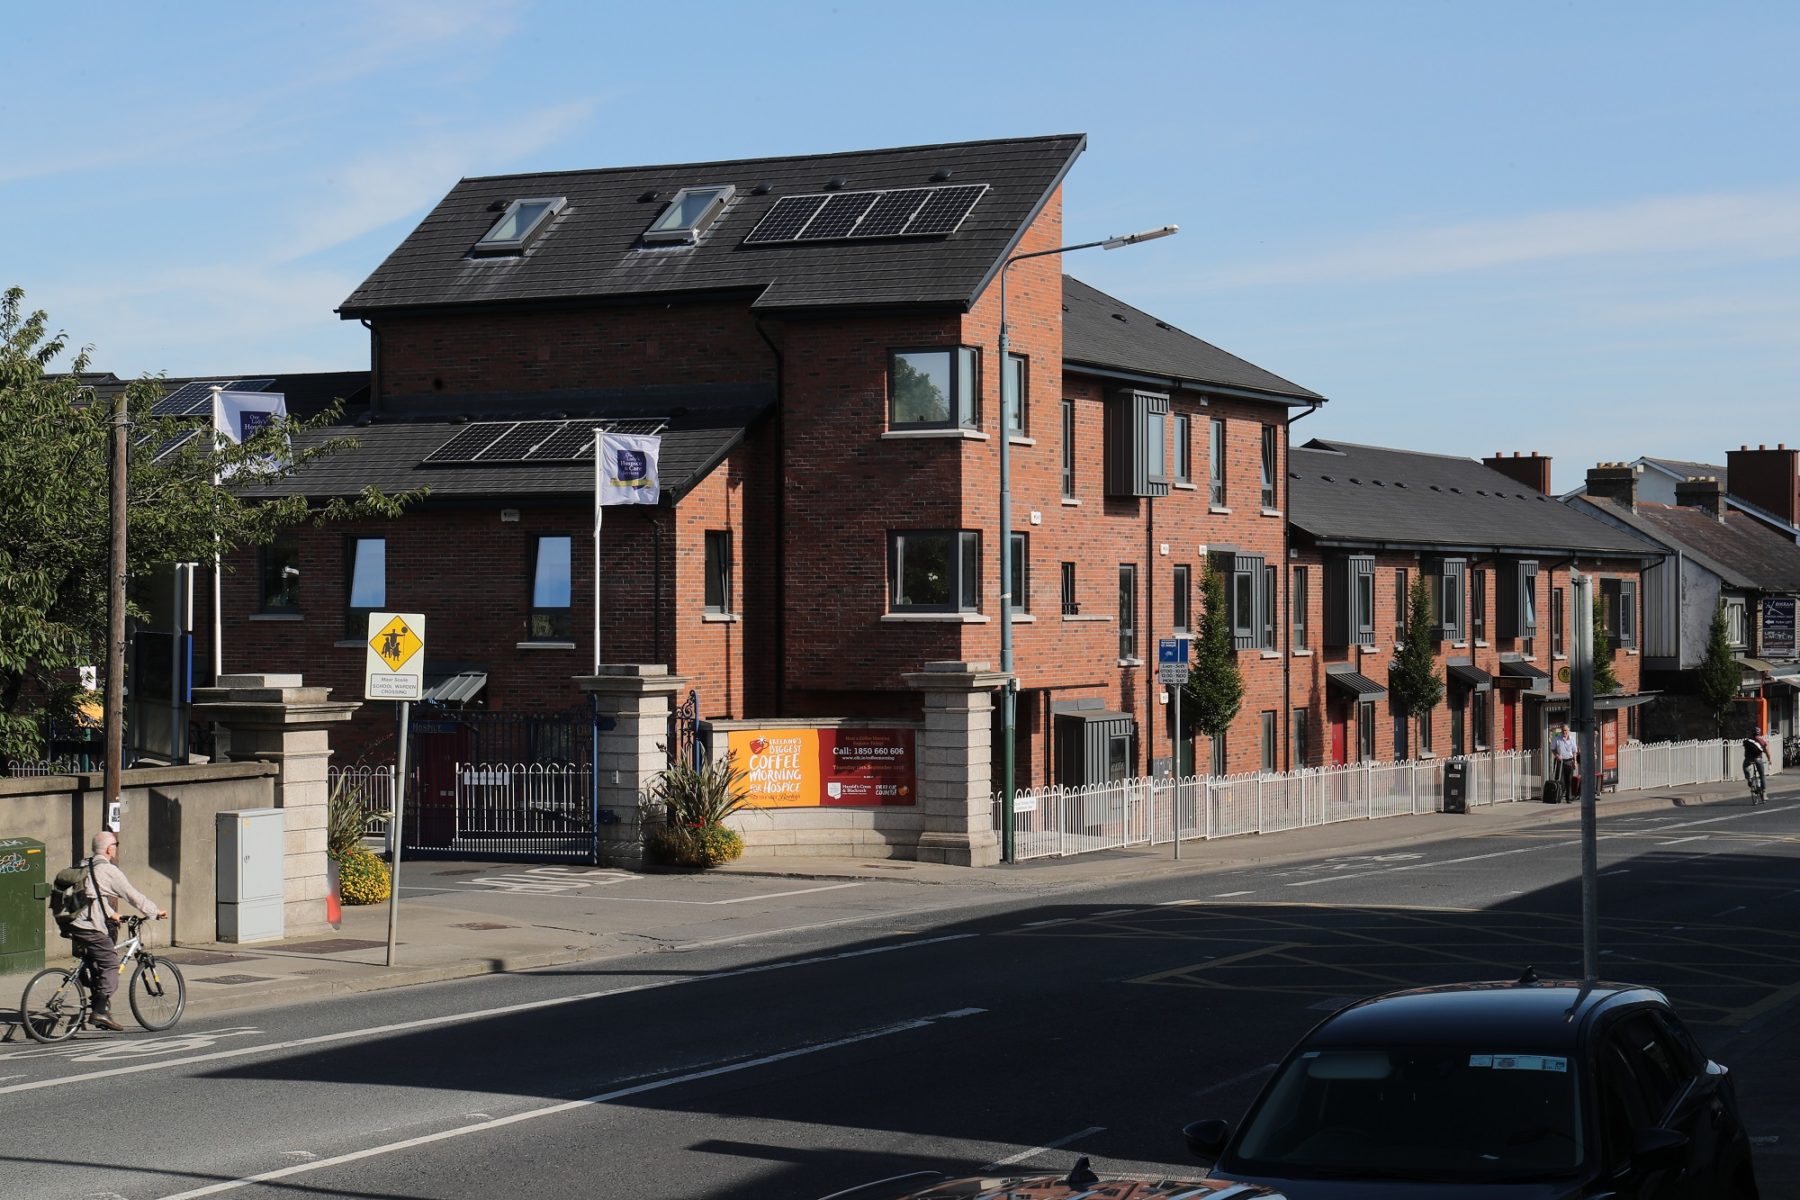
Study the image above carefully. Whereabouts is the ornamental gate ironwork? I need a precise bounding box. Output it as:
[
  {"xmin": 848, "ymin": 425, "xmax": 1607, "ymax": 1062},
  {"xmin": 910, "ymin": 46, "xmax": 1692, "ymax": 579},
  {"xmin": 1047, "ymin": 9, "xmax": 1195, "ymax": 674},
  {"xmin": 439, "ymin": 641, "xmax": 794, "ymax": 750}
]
[{"xmin": 403, "ymin": 705, "xmax": 598, "ymax": 863}]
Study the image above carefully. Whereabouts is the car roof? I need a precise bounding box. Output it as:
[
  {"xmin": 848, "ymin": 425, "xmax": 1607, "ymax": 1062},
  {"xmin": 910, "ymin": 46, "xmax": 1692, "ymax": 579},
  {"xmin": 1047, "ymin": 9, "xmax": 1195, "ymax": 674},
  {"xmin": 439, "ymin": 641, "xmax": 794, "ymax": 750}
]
[{"xmin": 1303, "ymin": 981, "xmax": 1668, "ymax": 1052}]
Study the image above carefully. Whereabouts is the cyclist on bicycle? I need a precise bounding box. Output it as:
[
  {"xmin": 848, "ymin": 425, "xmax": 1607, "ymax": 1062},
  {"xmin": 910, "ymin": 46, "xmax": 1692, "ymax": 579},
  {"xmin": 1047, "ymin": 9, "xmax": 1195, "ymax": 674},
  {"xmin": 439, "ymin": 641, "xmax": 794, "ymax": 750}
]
[
  {"xmin": 69, "ymin": 831, "xmax": 166, "ymax": 1031},
  {"xmin": 1742, "ymin": 732, "xmax": 1772, "ymax": 805}
]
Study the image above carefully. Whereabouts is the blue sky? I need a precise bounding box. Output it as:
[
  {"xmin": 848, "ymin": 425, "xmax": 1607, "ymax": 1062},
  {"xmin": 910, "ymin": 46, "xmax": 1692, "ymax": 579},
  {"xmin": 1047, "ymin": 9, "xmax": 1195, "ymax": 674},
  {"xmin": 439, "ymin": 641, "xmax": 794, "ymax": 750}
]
[{"xmin": 7, "ymin": 1, "xmax": 1796, "ymax": 491}]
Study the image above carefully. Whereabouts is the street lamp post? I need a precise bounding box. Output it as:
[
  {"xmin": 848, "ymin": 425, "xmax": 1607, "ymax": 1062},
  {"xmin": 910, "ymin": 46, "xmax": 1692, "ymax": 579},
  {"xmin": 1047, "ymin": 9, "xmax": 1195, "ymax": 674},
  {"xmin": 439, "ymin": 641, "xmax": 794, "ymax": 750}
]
[{"xmin": 997, "ymin": 224, "xmax": 1178, "ymax": 863}]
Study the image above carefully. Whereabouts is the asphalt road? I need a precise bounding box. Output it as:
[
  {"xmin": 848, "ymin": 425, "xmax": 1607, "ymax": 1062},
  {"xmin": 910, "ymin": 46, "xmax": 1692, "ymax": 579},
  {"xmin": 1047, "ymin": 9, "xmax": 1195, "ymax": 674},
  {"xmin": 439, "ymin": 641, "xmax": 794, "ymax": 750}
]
[{"xmin": 7, "ymin": 792, "xmax": 1798, "ymax": 1199}]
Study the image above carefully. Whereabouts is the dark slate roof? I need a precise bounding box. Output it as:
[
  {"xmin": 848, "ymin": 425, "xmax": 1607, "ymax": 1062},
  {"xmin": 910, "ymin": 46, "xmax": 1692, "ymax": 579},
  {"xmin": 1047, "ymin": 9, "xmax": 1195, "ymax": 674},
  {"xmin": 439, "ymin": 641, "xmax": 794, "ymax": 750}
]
[
  {"xmin": 1584, "ymin": 501, "xmax": 1800, "ymax": 593},
  {"xmin": 1640, "ymin": 455, "xmax": 1726, "ymax": 486},
  {"xmin": 238, "ymin": 386, "xmax": 770, "ymax": 504},
  {"xmin": 339, "ymin": 135, "xmax": 1087, "ymax": 317},
  {"xmin": 59, "ymin": 371, "xmax": 369, "ymax": 420},
  {"xmin": 1291, "ymin": 439, "xmax": 1661, "ymax": 557},
  {"xmin": 1061, "ymin": 277, "xmax": 1323, "ymax": 403}
]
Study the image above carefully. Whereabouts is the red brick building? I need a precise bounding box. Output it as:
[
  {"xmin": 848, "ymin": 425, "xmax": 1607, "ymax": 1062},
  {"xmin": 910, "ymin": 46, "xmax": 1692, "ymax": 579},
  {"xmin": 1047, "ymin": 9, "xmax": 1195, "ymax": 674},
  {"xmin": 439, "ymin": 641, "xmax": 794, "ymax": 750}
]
[
  {"xmin": 1288, "ymin": 441, "xmax": 1661, "ymax": 777},
  {"xmin": 222, "ymin": 134, "xmax": 1324, "ymax": 785}
]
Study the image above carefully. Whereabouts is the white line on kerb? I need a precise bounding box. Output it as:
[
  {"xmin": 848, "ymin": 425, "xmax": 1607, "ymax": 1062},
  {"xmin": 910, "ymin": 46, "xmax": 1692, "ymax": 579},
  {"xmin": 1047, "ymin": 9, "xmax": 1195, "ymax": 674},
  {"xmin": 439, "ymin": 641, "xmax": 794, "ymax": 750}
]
[
  {"xmin": 0, "ymin": 933, "xmax": 978, "ymax": 1100},
  {"xmin": 983, "ymin": 1125, "xmax": 1105, "ymax": 1170},
  {"xmin": 152, "ymin": 1008, "xmax": 989, "ymax": 1199}
]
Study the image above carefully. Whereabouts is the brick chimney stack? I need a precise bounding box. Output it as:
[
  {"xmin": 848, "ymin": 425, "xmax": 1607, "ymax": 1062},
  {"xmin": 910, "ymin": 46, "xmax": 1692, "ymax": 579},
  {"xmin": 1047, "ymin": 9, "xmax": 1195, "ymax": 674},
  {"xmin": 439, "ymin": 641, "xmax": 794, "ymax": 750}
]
[
  {"xmin": 1586, "ymin": 462, "xmax": 1641, "ymax": 511},
  {"xmin": 1725, "ymin": 443, "xmax": 1799, "ymax": 527},
  {"xmin": 1483, "ymin": 450, "xmax": 1553, "ymax": 494},
  {"xmin": 1675, "ymin": 475, "xmax": 1726, "ymax": 520}
]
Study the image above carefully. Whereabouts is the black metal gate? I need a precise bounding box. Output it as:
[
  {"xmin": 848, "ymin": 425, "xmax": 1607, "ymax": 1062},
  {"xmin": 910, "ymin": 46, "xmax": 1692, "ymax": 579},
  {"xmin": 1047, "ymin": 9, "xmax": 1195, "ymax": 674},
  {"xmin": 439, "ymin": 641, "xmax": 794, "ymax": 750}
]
[{"xmin": 403, "ymin": 704, "xmax": 598, "ymax": 863}]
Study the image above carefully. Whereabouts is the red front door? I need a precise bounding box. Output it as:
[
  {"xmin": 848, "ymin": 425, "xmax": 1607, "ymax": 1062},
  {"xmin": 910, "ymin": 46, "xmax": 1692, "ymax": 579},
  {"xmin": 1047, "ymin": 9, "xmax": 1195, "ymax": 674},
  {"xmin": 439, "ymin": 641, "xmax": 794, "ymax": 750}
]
[
  {"xmin": 1331, "ymin": 706, "xmax": 1349, "ymax": 766},
  {"xmin": 1501, "ymin": 693, "xmax": 1517, "ymax": 751}
]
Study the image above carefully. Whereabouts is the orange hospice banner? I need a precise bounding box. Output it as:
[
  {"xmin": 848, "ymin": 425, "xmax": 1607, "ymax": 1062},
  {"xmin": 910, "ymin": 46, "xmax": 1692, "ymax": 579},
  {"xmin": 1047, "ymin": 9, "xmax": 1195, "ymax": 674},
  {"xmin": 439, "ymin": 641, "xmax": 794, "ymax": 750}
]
[{"xmin": 726, "ymin": 728, "xmax": 916, "ymax": 808}]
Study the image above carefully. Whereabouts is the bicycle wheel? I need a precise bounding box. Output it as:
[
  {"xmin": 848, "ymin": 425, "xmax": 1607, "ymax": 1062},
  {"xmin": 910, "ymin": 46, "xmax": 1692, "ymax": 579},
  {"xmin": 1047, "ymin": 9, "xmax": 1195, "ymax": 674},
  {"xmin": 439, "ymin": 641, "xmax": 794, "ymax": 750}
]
[
  {"xmin": 128, "ymin": 955, "xmax": 186, "ymax": 1031},
  {"xmin": 19, "ymin": 968, "xmax": 85, "ymax": 1044}
]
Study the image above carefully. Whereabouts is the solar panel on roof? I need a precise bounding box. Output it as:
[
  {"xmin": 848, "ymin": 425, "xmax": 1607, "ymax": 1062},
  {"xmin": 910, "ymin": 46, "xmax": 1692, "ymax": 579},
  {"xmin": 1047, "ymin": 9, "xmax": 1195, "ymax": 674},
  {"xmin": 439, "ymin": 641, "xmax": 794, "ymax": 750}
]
[
  {"xmin": 150, "ymin": 380, "xmax": 224, "ymax": 418},
  {"xmin": 227, "ymin": 378, "xmax": 275, "ymax": 392},
  {"xmin": 903, "ymin": 184, "xmax": 988, "ymax": 236},
  {"xmin": 797, "ymin": 191, "xmax": 879, "ymax": 241},
  {"xmin": 483, "ymin": 420, "xmax": 563, "ymax": 461},
  {"xmin": 424, "ymin": 423, "xmax": 513, "ymax": 463},
  {"xmin": 526, "ymin": 424, "xmax": 602, "ymax": 461},
  {"xmin": 743, "ymin": 195, "xmax": 829, "ymax": 245},
  {"xmin": 854, "ymin": 187, "xmax": 932, "ymax": 237}
]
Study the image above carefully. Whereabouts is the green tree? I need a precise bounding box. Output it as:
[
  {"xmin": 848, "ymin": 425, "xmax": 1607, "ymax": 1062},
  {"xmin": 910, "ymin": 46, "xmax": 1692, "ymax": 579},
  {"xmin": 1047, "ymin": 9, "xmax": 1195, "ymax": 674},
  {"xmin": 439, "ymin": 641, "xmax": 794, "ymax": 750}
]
[
  {"xmin": 1182, "ymin": 564, "xmax": 1244, "ymax": 765},
  {"xmin": 1696, "ymin": 600, "xmax": 1740, "ymax": 735},
  {"xmin": 0, "ymin": 287, "xmax": 419, "ymax": 761},
  {"xmin": 1592, "ymin": 595, "xmax": 1620, "ymax": 695},
  {"xmin": 1388, "ymin": 572, "xmax": 1443, "ymax": 756}
]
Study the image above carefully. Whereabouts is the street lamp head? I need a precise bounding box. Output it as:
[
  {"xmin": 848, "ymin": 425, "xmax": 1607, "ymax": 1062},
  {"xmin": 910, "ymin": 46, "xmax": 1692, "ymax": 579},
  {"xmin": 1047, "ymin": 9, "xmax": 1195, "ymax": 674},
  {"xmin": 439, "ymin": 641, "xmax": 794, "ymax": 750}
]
[{"xmin": 1102, "ymin": 224, "xmax": 1180, "ymax": 250}]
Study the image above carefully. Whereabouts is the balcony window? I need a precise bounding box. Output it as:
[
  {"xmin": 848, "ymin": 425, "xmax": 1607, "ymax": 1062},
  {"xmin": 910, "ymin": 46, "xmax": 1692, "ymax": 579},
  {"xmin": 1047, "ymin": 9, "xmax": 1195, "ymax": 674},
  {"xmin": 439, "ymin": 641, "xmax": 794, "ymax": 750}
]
[
  {"xmin": 1209, "ymin": 417, "xmax": 1226, "ymax": 506},
  {"xmin": 1119, "ymin": 564, "xmax": 1138, "ymax": 659},
  {"xmin": 1060, "ymin": 562, "xmax": 1078, "ymax": 616},
  {"xmin": 890, "ymin": 530, "xmax": 981, "ymax": 612},
  {"xmin": 1260, "ymin": 424, "xmax": 1278, "ymax": 509},
  {"xmin": 1060, "ymin": 398, "xmax": 1076, "ymax": 497},
  {"xmin": 1292, "ymin": 566, "xmax": 1309, "ymax": 649},
  {"xmin": 890, "ymin": 347, "xmax": 979, "ymax": 429}
]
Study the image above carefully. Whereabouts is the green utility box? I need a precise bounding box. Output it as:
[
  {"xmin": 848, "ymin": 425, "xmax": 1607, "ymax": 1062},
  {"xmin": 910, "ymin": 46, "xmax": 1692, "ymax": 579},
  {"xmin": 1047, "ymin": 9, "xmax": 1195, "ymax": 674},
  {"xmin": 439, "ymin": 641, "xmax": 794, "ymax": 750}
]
[{"xmin": 0, "ymin": 837, "xmax": 49, "ymax": 980}]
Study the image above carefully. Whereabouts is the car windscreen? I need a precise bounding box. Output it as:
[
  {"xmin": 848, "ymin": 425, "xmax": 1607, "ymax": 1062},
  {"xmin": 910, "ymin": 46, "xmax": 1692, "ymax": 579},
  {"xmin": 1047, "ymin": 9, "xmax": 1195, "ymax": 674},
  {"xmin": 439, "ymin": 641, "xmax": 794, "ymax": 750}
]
[{"xmin": 1226, "ymin": 1046, "xmax": 1584, "ymax": 1181}]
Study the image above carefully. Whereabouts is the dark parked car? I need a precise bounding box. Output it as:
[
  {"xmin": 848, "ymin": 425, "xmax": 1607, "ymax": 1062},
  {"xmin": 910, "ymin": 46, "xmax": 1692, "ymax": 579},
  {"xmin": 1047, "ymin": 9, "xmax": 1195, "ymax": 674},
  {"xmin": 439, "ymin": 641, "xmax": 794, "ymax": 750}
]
[
  {"xmin": 1184, "ymin": 976, "xmax": 1757, "ymax": 1197},
  {"xmin": 820, "ymin": 1157, "xmax": 1286, "ymax": 1199}
]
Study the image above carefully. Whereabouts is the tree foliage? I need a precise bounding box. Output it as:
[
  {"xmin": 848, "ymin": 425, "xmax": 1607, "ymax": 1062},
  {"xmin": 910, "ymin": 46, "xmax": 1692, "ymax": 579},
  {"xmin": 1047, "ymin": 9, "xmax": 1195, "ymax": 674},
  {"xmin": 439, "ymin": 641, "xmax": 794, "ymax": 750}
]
[
  {"xmin": 1696, "ymin": 600, "xmax": 1740, "ymax": 734},
  {"xmin": 1592, "ymin": 595, "xmax": 1620, "ymax": 695},
  {"xmin": 1183, "ymin": 564, "xmax": 1244, "ymax": 744},
  {"xmin": 0, "ymin": 287, "xmax": 419, "ymax": 761},
  {"xmin": 1388, "ymin": 571, "xmax": 1444, "ymax": 749}
]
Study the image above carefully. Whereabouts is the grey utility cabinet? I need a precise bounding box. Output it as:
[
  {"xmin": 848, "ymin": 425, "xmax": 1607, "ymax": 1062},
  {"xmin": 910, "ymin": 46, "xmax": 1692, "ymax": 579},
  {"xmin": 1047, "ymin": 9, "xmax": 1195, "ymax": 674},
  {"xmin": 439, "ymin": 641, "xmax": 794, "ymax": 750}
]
[{"xmin": 216, "ymin": 808, "xmax": 284, "ymax": 944}]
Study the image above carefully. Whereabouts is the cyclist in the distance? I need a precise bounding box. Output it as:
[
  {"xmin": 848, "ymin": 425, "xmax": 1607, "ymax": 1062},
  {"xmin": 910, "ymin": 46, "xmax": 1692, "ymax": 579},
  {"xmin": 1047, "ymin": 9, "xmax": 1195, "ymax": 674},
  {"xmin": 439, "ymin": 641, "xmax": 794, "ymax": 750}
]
[
  {"xmin": 1743, "ymin": 732, "xmax": 1772, "ymax": 805},
  {"xmin": 69, "ymin": 831, "xmax": 166, "ymax": 1031}
]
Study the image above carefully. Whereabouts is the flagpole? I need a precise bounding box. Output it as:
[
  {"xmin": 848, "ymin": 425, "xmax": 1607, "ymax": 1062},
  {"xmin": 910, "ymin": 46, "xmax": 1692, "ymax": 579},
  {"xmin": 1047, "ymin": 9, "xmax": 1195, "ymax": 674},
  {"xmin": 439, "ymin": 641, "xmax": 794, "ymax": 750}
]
[
  {"xmin": 604, "ymin": 429, "xmax": 612, "ymax": 676},
  {"xmin": 593, "ymin": 427, "xmax": 603, "ymax": 675},
  {"xmin": 210, "ymin": 386, "xmax": 224, "ymax": 686}
]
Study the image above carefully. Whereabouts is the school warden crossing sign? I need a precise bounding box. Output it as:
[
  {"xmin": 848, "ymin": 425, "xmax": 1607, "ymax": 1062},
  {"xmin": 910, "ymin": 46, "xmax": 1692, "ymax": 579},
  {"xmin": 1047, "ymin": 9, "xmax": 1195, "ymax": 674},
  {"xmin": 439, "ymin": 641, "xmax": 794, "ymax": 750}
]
[{"xmin": 365, "ymin": 612, "xmax": 426, "ymax": 701}]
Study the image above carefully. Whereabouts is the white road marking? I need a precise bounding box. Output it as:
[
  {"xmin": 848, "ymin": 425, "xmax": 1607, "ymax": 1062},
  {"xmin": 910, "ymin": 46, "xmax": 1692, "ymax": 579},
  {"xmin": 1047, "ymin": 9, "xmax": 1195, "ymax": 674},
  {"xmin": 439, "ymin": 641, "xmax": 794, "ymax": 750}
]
[
  {"xmin": 1599, "ymin": 869, "xmax": 1631, "ymax": 877},
  {"xmin": 1091, "ymin": 909, "xmax": 1135, "ymax": 918},
  {"xmin": 150, "ymin": 1008, "xmax": 989, "ymax": 1199},
  {"xmin": 670, "ymin": 900, "xmax": 985, "ymax": 950},
  {"xmin": 1212, "ymin": 891, "xmax": 1255, "ymax": 898},
  {"xmin": 983, "ymin": 1126, "xmax": 1105, "ymax": 1170},
  {"xmin": 1285, "ymin": 804, "xmax": 1784, "ymax": 888},
  {"xmin": 1022, "ymin": 918, "xmax": 1072, "ymax": 927},
  {"xmin": 1657, "ymin": 835, "xmax": 1710, "ymax": 847},
  {"xmin": 1713, "ymin": 906, "xmax": 1747, "ymax": 917},
  {"xmin": 0, "ymin": 934, "xmax": 978, "ymax": 1099},
  {"xmin": 583, "ymin": 882, "xmax": 867, "ymax": 906}
]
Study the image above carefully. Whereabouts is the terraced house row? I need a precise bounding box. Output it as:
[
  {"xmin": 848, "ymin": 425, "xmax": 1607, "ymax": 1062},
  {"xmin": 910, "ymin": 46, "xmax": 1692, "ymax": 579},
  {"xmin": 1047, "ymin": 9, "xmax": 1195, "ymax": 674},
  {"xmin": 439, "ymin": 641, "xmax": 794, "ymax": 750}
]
[{"xmin": 187, "ymin": 134, "xmax": 1663, "ymax": 817}]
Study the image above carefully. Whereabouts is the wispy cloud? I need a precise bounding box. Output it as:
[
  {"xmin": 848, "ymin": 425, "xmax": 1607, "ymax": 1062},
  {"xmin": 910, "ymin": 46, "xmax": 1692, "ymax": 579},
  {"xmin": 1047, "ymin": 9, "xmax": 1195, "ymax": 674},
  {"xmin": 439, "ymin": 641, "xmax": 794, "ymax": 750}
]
[
  {"xmin": 274, "ymin": 99, "xmax": 599, "ymax": 262},
  {"xmin": 1208, "ymin": 190, "xmax": 1800, "ymax": 288}
]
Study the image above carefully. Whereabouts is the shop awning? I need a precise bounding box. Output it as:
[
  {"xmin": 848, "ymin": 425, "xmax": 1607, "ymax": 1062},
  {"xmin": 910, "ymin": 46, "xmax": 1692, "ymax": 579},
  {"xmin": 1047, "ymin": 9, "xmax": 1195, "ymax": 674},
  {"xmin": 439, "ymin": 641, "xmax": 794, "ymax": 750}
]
[
  {"xmin": 422, "ymin": 670, "xmax": 488, "ymax": 704},
  {"xmin": 1447, "ymin": 663, "xmax": 1494, "ymax": 692},
  {"xmin": 1326, "ymin": 669, "xmax": 1388, "ymax": 699},
  {"xmin": 1738, "ymin": 657, "xmax": 1776, "ymax": 674},
  {"xmin": 1498, "ymin": 660, "xmax": 1552, "ymax": 692},
  {"xmin": 1595, "ymin": 692, "xmax": 1656, "ymax": 711}
]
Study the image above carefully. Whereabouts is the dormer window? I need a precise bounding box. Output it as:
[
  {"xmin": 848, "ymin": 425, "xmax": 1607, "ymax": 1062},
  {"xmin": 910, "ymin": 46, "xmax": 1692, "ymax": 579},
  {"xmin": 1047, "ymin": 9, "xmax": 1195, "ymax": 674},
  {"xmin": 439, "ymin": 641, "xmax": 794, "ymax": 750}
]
[
  {"xmin": 475, "ymin": 197, "xmax": 565, "ymax": 255},
  {"xmin": 643, "ymin": 185, "xmax": 735, "ymax": 243}
]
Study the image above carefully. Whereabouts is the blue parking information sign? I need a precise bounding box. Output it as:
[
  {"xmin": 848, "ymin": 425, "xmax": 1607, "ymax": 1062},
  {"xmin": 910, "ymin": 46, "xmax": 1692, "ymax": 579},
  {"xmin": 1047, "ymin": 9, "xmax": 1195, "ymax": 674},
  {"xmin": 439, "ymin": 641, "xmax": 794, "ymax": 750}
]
[{"xmin": 1158, "ymin": 637, "xmax": 1189, "ymax": 685}]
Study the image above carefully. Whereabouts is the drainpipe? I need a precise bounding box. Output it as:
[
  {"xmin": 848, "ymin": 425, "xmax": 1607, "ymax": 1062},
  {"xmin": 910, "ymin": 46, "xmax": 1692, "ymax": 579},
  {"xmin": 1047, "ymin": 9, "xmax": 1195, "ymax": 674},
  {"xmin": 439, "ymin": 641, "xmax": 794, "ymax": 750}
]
[
  {"xmin": 1284, "ymin": 401, "xmax": 1322, "ymax": 769},
  {"xmin": 360, "ymin": 319, "xmax": 382, "ymax": 414},
  {"xmin": 753, "ymin": 319, "xmax": 786, "ymax": 716}
]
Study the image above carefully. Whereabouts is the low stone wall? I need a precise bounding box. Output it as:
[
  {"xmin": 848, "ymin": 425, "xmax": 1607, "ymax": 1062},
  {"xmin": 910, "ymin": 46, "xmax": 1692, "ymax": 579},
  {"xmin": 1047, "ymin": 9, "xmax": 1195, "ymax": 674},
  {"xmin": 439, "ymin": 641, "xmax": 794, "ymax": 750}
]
[{"xmin": 0, "ymin": 761, "xmax": 277, "ymax": 969}]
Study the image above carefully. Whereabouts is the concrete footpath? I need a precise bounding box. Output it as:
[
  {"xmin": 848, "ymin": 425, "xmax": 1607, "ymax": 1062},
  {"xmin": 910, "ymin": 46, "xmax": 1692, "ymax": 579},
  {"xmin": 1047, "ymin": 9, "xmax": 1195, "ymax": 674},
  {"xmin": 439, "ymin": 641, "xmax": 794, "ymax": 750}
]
[{"xmin": 9, "ymin": 778, "xmax": 1765, "ymax": 1027}]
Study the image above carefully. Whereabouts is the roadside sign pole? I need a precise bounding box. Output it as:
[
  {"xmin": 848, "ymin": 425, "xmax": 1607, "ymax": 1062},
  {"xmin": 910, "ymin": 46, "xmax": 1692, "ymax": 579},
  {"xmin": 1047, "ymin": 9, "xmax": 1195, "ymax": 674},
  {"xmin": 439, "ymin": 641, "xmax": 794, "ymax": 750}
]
[
  {"xmin": 386, "ymin": 699, "xmax": 410, "ymax": 967},
  {"xmin": 365, "ymin": 610, "xmax": 425, "ymax": 969},
  {"xmin": 1570, "ymin": 573, "xmax": 1599, "ymax": 983},
  {"xmin": 1158, "ymin": 637, "xmax": 1190, "ymax": 860},
  {"xmin": 1174, "ymin": 679, "xmax": 1183, "ymax": 861}
]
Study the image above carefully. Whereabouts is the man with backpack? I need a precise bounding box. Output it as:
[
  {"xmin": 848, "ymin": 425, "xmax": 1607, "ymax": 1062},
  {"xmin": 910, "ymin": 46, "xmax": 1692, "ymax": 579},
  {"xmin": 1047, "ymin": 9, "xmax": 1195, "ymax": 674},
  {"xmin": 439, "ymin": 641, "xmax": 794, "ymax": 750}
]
[
  {"xmin": 1743, "ymin": 732, "xmax": 1772, "ymax": 805},
  {"xmin": 63, "ymin": 831, "xmax": 165, "ymax": 1032}
]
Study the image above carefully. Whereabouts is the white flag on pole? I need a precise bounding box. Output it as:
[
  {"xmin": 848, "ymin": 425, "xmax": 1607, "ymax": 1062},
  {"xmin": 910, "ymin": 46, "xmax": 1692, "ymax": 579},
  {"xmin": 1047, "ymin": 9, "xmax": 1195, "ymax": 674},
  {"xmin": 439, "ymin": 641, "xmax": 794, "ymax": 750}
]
[
  {"xmin": 596, "ymin": 433, "xmax": 661, "ymax": 506},
  {"xmin": 213, "ymin": 390, "xmax": 289, "ymax": 476}
]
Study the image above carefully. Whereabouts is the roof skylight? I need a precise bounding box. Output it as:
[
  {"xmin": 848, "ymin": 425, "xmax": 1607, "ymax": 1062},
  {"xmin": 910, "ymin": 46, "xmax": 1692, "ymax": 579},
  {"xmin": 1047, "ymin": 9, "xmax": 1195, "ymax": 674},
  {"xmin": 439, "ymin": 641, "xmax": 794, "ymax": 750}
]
[
  {"xmin": 475, "ymin": 197, "xmax": 566, "ymax": 255},
  {"xmin": 643, "ymin": 185, "xmax": 735, "ymax": 243}
]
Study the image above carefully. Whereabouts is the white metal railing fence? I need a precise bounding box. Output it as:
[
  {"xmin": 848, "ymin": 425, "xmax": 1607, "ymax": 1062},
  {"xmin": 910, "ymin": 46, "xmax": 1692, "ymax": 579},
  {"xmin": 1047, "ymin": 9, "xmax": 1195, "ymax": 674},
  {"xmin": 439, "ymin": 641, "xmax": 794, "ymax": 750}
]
[
  {"xmin": 328, "ymin": 764, "xmax": 395, "ymax": 853},
  {"xmin": 1000, "ymin": 739, "xmax": 1739, "ymax": 861}
]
